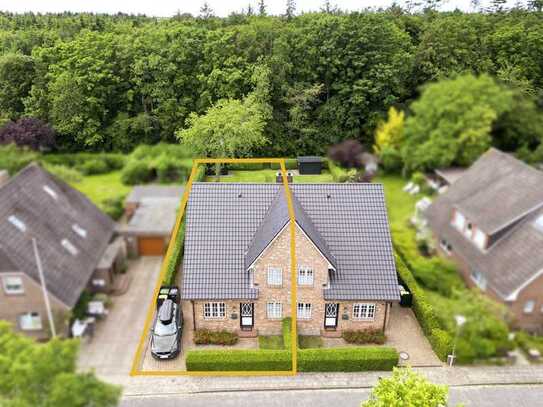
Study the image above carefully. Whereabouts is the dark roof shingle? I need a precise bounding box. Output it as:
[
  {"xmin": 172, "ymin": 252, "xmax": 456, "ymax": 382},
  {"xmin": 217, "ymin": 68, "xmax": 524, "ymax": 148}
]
[{"xmin": 181, "ymin": 183, "xmax": 399, "ymax": 301}]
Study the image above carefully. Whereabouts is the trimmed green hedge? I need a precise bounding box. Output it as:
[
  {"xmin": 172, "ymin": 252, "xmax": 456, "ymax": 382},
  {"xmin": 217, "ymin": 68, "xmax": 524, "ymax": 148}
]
[
  {"xmin": 298, "ymin": 347, "xmax": 398, "ymax": 372},
  {"xmin": 394, "ymin": 250, "xmax": 451, "ymax": 360},
  {"xmin": 342, "ymin": 328, "xmax": 386, "ymax": 345},
  {"xmin": 194, "ymin": 329, "xmax": 238, "ymax": 345},
  {"xmin": 186, "ymin": 349, "xmax": 292, "ymax": 371},
  {"xmin": 163, "ymin": 221, "xmax": 185, "ymax": 285},
  {"xmin": 270, "ymin": 158, "xmax": 298, "ymax": 170}
]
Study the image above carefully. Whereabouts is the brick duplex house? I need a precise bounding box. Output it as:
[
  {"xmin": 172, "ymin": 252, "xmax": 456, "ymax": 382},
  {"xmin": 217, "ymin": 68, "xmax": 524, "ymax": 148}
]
[
  {"xmin": 181, "ymin": 182, "xmax": 399, "ymax": 337},
  {"xmin": 426, "ymin": 148, "xmax": 543, "ymax": 332}
]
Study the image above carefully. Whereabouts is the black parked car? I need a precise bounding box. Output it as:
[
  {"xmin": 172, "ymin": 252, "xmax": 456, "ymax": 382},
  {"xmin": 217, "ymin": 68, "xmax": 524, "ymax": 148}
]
[{"xmin": 150, "ymin": 298, "xmax": 182, "ymax": 359}]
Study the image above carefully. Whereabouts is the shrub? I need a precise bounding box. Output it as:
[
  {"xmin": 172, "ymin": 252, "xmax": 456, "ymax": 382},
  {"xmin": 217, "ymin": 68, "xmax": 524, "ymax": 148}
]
[
  {"xmin": 229, "ymin": 162, "xmax": 267, "ymax": 170},
  {"xmin": 342, "ymin": 329, "xmax": 386, "ymax": 345},
  {"xmin": 411, "ymin": 171, "xmax": 426, "ymax": 187},
  {"xmin": 379, "ymin": 147, "xmax": 403, "ymax": 173},
  {"xmin": 186, "ymin": 349, "xmax": 291, "ymax": 371},
  {"xmin": 44, "ymin": 164, "xmax": 83, "ymax": 184},
  {"xmin": 155, "ymin": 154, "xmax": 187, "ymax": 183},
  {"xmin": 193, "ymin": 329, "xmax": 239, "ymax": 346},
  {"xmin": 282, "ymin": 317, "xmax": 298, "ymax": 350},
  {"xmin": 79, "ymin": 159, "xmax": 109, "ymax": 175},
  {"xmin": 100, "ymin": 195, "xmax": 125, "ymax": 220},
  {"xmin": 329, "ymin": 160, "xmax": 351, "ymax": 182},
  {"xmin": 270, "ymin": 158, "xmax": 298, "ymax": 170},
  {"xmin": 121, "ymin": 160, "xmax": 153, "ymax": 185},
  {"xmin": 0, "ymin": 117, "xmax": 55, "ymax": 150},
  {"xmin": 0, "ymin": 144, "xmax": 38, "ymax": 174},
  {"xmin": 298, "ymin": 347, "xmax": 398, "ymax": 372}
]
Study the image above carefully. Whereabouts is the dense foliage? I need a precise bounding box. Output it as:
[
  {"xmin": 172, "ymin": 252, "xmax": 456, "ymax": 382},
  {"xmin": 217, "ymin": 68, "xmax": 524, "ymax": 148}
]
[
  {"xmin": 0, "ymin": 117, "xmax": 55, "ymax": 150},
  {"xmin": 362, "ymin": 367, "xmax": 449, "ymax": 407},
  {"xmin": 0, "ymin": 10, "xmax": 541, "ymax": 157},
  {"xmin": 0, "ymin": 321, "xmax": 120, "ymax": 407}
]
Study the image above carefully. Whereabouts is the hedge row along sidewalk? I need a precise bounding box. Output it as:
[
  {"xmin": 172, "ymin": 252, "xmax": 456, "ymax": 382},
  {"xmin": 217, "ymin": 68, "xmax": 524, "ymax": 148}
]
[
  {"xmin": 185, "ymin": 347, "xmax": 399, "ymax": 372},
  {"xmin": 186, "ymin": 317, "xmax": 399, "ymax": 372}
]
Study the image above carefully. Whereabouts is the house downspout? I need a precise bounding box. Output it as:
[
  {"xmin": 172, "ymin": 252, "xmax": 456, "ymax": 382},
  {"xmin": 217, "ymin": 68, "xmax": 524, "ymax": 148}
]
[
  {"xmin": 382, "ymin": 302, "xmax": 389, "ymax": 333},
  {"xmin": 191, "ymin": 300, "xmax": 196, "ymax": 331}
]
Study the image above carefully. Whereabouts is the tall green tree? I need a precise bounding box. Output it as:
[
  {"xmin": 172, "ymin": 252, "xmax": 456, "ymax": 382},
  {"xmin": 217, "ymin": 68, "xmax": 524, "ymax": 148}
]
[
  {"xmin": 0, "ymin": 53, "xmax": 34, "ymax": 119},
  {"xmin": 0, "ymin": 321, "xmax": 120, "ymax": 407},
  {"xmin": 402, "ymin": 74, "xmax": 513, "ymax": 172}
]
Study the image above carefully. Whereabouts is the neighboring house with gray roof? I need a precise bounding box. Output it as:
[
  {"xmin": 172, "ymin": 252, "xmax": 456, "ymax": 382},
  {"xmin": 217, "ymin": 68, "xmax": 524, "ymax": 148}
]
[
  {"xmin": 181, "ymin": 182, "xmax": 399, "ymax": 337},
  {"xmin": 426, "ymin": 148, "xmax": 543, "ymax": 332},
  {"xmin": 0, "ymin": 163, "xmax": 124, "ymax": 339}
]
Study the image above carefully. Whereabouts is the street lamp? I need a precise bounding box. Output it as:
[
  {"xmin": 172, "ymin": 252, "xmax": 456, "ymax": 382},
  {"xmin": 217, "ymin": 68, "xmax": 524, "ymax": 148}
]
[{"xmin": 448, "ymin": 314, "xmax": 466, "ymax": 367}]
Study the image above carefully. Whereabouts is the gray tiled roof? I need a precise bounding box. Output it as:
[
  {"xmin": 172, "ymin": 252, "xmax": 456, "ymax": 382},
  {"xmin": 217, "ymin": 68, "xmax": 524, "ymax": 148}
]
[
  {"xmin": 244, "ymin": 189, "xmax": 337, "ymax": 270},
  {"xmin": 426, "ymin": 149, "xmax": 543, "ymax": 299},
  {"xmin": 125, "ymin": 185, "xmax": 184, "ymax": 204},
  {"xmin": 181, "ymin": 183, "xmax": 399, "ymax": 301},
  {"xmin": 0, "ymin": 164, "xmax": 114, "ymax": 307},
  {"xmin": 121, "ymin": 198, "xmax": 179, "ymax": 236}
]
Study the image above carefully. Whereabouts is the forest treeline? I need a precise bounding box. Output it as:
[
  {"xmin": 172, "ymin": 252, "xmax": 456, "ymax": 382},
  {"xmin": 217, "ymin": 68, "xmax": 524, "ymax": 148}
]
[{"xmin": 0, "ymin": 9, "xmax": 542, "ymax": 157}]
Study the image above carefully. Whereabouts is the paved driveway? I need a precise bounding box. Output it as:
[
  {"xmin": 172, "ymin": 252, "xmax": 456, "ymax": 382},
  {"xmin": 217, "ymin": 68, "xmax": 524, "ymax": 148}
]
[
  {"xmin": 386, "ymin": 304, "xmax": 442, "ymax": 367},
  {"xmin": 78, "ymin": 256, "xmax": 162, "ymax": 376}
]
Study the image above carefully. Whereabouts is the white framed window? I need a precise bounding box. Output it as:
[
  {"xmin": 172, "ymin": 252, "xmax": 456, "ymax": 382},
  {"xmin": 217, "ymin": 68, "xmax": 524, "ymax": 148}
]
[
  {"xmin": 61, "ymin": 239, "xmax": 79, "ymax": 256},
  {"xmin": 353, "ymin": 303, "xmax": 376, "ymax": 320},
  {"xmin": 470, "ymin": 270, "xmax": 487, "ymax": 291},
  {"xmin": 473, "ymin": 229, "xmax": 486, "ymax": 250},
  {"xmin": 439, "ymin": 238, "xmax": 452, "ymax": 255},
  {"xmin": 297, "ymin": 303, "xmax": 312, "ymax": 320},
  {"xmin": 18, "ymin": 312, "xmax": 42, "ymax": 331},
  {"xmin": 43, "ymin": 185, "xmax": 58, "ymax": 200},
  {"xmin": 298, "ymin": 266, "xmax": 314, "ymax": 286},
  {"xmin": 452, "ymin": 211, "xmax": 466, "ymax": 231},
  {"xmin": 266, "ymin": 302, "xmax": 282, "ymax": 319},
  {"xmin": 524, "ymin": 300, "xmax": 535, "ymax": 314},
  {"xmin": 267, "ymin": 267, "xmax": 282, "ymax": 286},
  {"xmin": 8, "ymin": 215, "xmax": 26, "ymax": 232},
  {"xmin": 204, "ymin": 302, "xmax": 226, "ymax": 319},
  {"xmin": 2, "ymin": 276, "xmax": 24, "ymax": 295},
  {"xmin": 72, "ymin": 224, "xmax": 87, "ymax": 238},
  {"xmin": 92, "ymin": 279, "xmax": 106, "ymax": 287}
]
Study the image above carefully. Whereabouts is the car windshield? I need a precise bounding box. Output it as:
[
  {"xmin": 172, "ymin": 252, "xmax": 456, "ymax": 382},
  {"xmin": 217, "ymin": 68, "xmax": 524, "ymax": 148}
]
[{"xmin": 154, "ymin": 320, "xmax": 177, "ymax": 336}]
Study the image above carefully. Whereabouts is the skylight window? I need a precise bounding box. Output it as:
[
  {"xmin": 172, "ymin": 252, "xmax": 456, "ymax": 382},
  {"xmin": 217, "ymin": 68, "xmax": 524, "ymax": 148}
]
[
  {"xmin": 534, "ymin": 215, "xmax": 543, "ymax": 232},
  {"xmin": 8, "ymin": 215, "xmax": 26, "ymax": 232},
  {"xmin": 72, "ymin": 224, "xmax": 87, "ymax": 238},
  {"xmin": 61, "ymin": 239, "xmax": 79, "ymax": 256},
  {"xmin": 43, "ymin": 185, "xmax": 58, "ymax": 200}
]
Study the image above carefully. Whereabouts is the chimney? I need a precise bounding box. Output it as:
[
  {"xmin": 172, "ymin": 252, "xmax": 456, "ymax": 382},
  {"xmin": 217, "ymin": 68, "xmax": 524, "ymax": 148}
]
[
  {"xmin": 0, "ymin": 170, "xmax": 8, "ymax": 188},
  {"xmin": 276, "ymin": 171, "xmax": 293, "ymax": 184}
]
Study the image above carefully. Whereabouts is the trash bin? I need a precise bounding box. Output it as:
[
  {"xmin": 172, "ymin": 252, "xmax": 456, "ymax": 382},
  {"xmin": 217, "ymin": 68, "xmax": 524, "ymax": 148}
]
[{"xmin": 399, "ymin": 284, "xmax": 413, "ymax": 307}]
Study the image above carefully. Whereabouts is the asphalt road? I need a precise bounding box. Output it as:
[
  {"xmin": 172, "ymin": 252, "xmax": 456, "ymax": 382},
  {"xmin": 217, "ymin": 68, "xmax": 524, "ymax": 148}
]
[{"xmin": 121, "ymin": 384, "xmax": 543, "ymax": 407}]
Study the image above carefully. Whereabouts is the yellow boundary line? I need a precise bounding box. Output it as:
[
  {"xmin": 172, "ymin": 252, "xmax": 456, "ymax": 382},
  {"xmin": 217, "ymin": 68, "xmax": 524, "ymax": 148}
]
[{"xmin": 130, "ymin": 158, "xmax": 297, "ymax": 376}]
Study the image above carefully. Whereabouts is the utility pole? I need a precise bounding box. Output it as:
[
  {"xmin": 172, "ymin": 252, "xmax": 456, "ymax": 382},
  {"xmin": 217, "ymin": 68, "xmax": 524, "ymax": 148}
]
[{"xmin": 32, "ymin": 238, "xmax": 56, "ymax": 337}]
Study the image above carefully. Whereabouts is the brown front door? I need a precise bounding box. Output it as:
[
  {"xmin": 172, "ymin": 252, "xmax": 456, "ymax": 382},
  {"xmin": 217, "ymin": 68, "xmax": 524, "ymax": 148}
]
[{"xmin": 138, "ymin": 237, "xmax": 165, "ymax": 256}]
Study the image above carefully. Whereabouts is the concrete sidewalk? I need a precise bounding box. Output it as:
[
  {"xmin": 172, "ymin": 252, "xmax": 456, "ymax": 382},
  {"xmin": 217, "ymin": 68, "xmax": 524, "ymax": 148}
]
[{"xmin": 100, "ymin": 365, "xmax": 543, "ymax": 397}]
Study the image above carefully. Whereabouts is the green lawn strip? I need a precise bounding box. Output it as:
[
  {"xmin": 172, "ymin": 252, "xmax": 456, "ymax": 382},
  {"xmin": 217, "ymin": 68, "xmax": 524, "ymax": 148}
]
[
  {"xmin": 258, "ymin": 335, "xmax": 284, "ymax": 350},
  {"xmin": 298, "ymin": 335, "xmax": 323, "ymax": 349},
  {"xmin": 70, "ymin": 171, "xmax": 131, "ymax": 206}
]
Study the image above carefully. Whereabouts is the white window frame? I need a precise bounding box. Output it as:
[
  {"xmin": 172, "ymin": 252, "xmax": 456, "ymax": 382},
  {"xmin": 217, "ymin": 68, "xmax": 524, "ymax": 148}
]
[
  {"xmin": 353, "ymin": 303, "xmax": 376, "ymax": 320},
  {"xmin": 297, "ymin": 303, "xmax": 312, "ymax": 320},
  {"xmin": 43, "ymin": 185, "xmax": 58, "ymax": 200},
  {"xmin": 2, "ymin": 276, "xmax": 24, "ymax": 295},
  {"xmin": 266, "ymin": 302, "xmax": 282, "ymax": 319},
  {"xmin": 524, "ymin": 300, "xmax": 535, "ymax": 314},
  {"xmin": 470, "ymin": 270, "xmax": 487, "ymax": 291},
  {"xmin": 92, "ymin": 279, "xmax": 106, "ymax": 287},
  {"xmin": 298, "ymin": 266, "xmax": 314, "ymax": 286},
  {"xmin": 18, "ymin": 312, "xmax": 42, "ymax": 331},
  {"xmin": 72, "ymin": 224, "xmax": 88, "ymax": 238},
  {"xmin": 267, "ymin": 267, "xmax": 282, "ymax": 286},
  {"xmin": 8, "ymin": 215, "xmax": 26, "ymax": 232},
  {"xmin": 203, "ymin": 302, "xmax": 226, "ymax": 319},
  {"xmin": 452, "ymin": 211, "xmax": 466, "ymax": 231},
  {"xmin": 473, "ymin": 228, "xmax": 486, "ymax": 250}
]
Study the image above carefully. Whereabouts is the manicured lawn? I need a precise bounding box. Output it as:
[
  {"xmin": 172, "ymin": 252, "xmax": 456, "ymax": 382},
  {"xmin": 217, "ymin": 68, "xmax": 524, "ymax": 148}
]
[
  {"xmin": 258, "ymin": 335, "xmax": 284, "ymax": 350},
  {"xmin": 373, "ymin": 174, "xmax": 419, "ymax": 229},
  {"xmin": 298, "ymin": 335, "xmax": 323, "ymax": 349},
  {"xmin": 70, "ymin": 171, "xmax": 131, "ymax": 205},
  {"xmin": 206, "ymin": 169, "xmax": 335, "ymax": 184}
]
